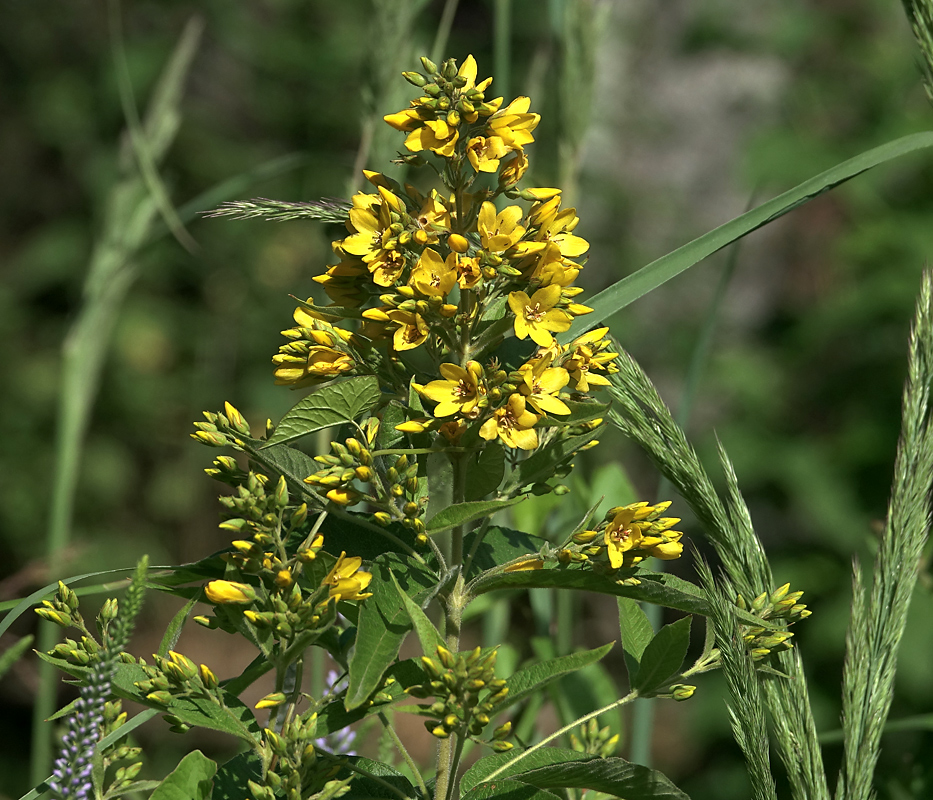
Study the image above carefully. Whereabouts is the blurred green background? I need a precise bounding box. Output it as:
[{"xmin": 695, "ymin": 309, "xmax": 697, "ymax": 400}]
[{"xmin": 2, "ymin": 0, "xmax": 933, "ymax": 797}]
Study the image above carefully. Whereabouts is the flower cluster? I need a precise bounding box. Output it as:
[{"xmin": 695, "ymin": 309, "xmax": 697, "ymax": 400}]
[
  {"xmin": 406, "ymin": 645, "xmax": 512, "ymax": 750},
  {"xmin": 191, "ymin": 413, "xmax": 372, "ymax": 647},
  {"xmin": 270, "ymin": 53, "xmax": 618, "ymax": 472},
  {"xmin": 565, "ymin": 501, "xmax": 685, "ymax": 570}
]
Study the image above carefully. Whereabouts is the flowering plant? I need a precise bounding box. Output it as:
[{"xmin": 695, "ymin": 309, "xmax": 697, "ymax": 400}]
[{"xmin": 23, "ymin": 40, "xmax": 933, "ymax": 800}]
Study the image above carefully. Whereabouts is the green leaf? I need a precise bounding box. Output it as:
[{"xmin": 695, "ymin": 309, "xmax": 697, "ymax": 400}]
[
  {"xmin": 425, "ymin": 449, "xmax": 454, "ymax": 522},
  {"xmin": 618, "ymin": 597, "xmax": 655, "ymax": 678},
  {"xmin": 462, "ymin": 749, "xmax": 592, "ymax": 794},
  {"xmin": 499, "ymin": 643, "xmax": 613, "ymax": 711},
  {"xmin": 463, "ymin": 526, "xmax": 547, "ymax": 580},
  {"xmin": 314, "ymin": 659, "xmax": 427, "ymax": 737},
  {"xmin": 426, "ymin": 497, "xmax": 525, "ymax": 534},
  {"xmin": 212, "ymin": 751, "xmax": 263, "ymax": 800},
  {"xmin": 502, "ymin": 428, "xmax": 603, "ymax": 493},
  {"xmin": 157, "ymin": 594, "xmax": 199, "ymax": 657},
  {"xmin": 149, "ymin": 750, "xmax": 217, "ymax": 800},
  {"xmin": 316, "ymin": 512, "xmax": 420, "ymax": 563},
  {"xmin": 466, "ymin": 442, "xmax": 506, "ymax": 500},
  {"xmin": 561, "ymin": 130, "xmax": 933, "ymax": 342},
  {"xmin": 537, "ymin": 399, "xmax": 611, "ymax": 428},
  {"xmin": 633, "ymin": 616, "xmax": 692, "ymax": 695},
  {"xmin": 264, "ymin": 376, "xmax": 383, "ymax": 446},
  {"xmin": 389, "ymin": 570, "xmax": 444, "ymax": 654},
  {"xmin": 346, "ymin": 553, "xmax": 438, "ymax": 709},
  {"xmin": 376, "ymin": 400, "xmax": 407, "ymax": 450},
  {"xmin": 513, "ymin": 756, "xmax": 691, "ymax": 800},
  {"xmin": 232, "ymin": 434, "xmax": 324, "ymax": 508},
  {"xmin": 0, "ymin": 635, "xmax": 33, "ymax": 681},
  {"xmin": 337, "ymin": 756, "xmax": 417, "ymax": 800},
  {"xmin": 462, "ymin": 779, "xmax": 562, "ymax": 800},
  {"xmin": 472, "ymin": 568, "xmax": 710, "ymax": 617}
]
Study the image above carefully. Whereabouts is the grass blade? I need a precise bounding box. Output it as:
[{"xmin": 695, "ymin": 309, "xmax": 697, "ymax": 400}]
[{"xmin": 561, "ymin": 131, "xmax": 933, "ymax": 342}]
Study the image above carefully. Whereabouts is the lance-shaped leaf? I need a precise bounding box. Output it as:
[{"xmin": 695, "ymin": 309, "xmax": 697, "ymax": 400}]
[
  {"xmin": 466, "ymin": 442, "xmax": 507, "ymax": 500},
  {"xmin": 212, "ymin": 751, "xmax": 263, "ymax": 800},
  {"xmin": 512, "ymin": 757, "xmax": 691, "ymax": 800},
  {"xmin": 149, "ymin": 750, "xmax": 217, "ymax": 800},
  {"xmin": 335, "ymin": 757, "xmax": 417, "ymax": 800},
  {"xmin": 561, "ymin": 130, "xmax": 933, "ymax": 342},
  {"xmin": 462, "ymin": 780, "xmax": 562, "ymax": 800},
  {"xmin": 346, "ymin": 553, "xmax": 439, "ymax": 709},
  {"xmin": 264, "ymin": 376, "xmax": 383, "ymax": 446},
  {"xmin": 463, "ymin": 749, "xmax": 595, "ymax": 794},
  {"xmin": 471, "ymin": 568, "xmax": 710, "ymax": 617},
  {"xmin": 499, "ymin": 643, "xmax": 614, "ymax": 710},
  {"xmin": 633, "ymin": 616, "xmax": 692, "ymax": 695},
  {"xmin": 426, "ymin": 497, "xmax": 526, "ymax": 534},
  {"xmin": 618, "ymin": 597, "xmax": 655, "ymax": 678},
  {"xmin": 464, "ymin": 526, "xmax": 549, "ymax": 579},
  {"xmin": 389, "ymin": 571, "xmax": 444, "ymax": 654},
  {"xmin": 502, "ymin": 428, "xmax": 603, "ymax": 493}
]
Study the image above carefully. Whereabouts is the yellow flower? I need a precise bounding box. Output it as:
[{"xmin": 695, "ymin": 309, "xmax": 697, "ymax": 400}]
[
  {"xmin": 478, "ymin": 201, "xmax": 526, "ymax": 253},
  {"xmin": 479, "ymin": 394, "xmax": 540, "ymax": 450},
  {"xmin": 204, "ymin": 580, "xmax": 257, "ymax": 605},
  {"xmin": 508, "ymin": 285, "xmax": 572, "ymax": 347},
  {"xmin": 410, "ymin": 248, "xmax": 457, "ymax": 298},
  {"xmin": 405, "ymin": 118, "xmax": 459, "ymax": 157},
  {"xmin": 457, "ymin": 255, "xmax": 482, "ymax": 289},
  {"xmin": 384, "ymin": 107, "xmax": 423, "ymax": 131},
  {"xmin": 530, "ymin": 196, "xmax": 589, "ymax": 259},
  {"xmin": 273, "ymin": 346, "xmax": 355, "ymax": 387},
  {"xmin": 603, "ymin": 502, "xmax": 683, "ymax": 569},
  {"xmin": 563, "ymin": 327, "xmax": 620, "ymax": 392},
  {"xmin": 518, "ymin": 355, "xmax": 571, "ymax": 416},
  {"xmin": 339, "ymin": 188, "xmax": 408, "ymax": 287},
  {"xmin": 603, "ymin": 508, "xmax": 648, "ymax": 570},
  {"xmin": 466, "ymin": 135, "xmax": 509, "ymax": 173},
  {"xmin": 411, "ymin": 191, "xmax": 452, "ymax": 236},
  {"xmin": 499, "ymin": 150, "xmax": 528, "ymax": 186},
  {"xmin": 313, "ymin": 258, "xmax": 368, "ymax": 306},
  {"xmin": 387, "ymin": 309, "xmax": 430, "ymax": 351},
  {"xmin": 324, "ymin": 552, "xmax": 374, "ymax": 602},
  {"xmin": 487, "ymin": 96, "xmax": 540, "ymax": 149},
  {"xmin": 420, "ymin": 362, "xmax": 485, "ymax": 417}
]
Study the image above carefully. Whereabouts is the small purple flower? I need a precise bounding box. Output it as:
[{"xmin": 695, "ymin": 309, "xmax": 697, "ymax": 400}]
[{"xmin": 48, "ymin": 656, "xmax": 114, "ymax": 800}]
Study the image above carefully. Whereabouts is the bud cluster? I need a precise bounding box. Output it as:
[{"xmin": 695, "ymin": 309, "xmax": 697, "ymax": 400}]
[
  {"xmin": 249, "ymin": 713, "xmax": 350, "ymax": 800},
  {"xmin": 36, "ymin": 581, "xmax": 85, "ymax": 631},
  {"xmin": 569, "ymin": 718, "xmax": 620, "ymax": 757},
  {"xmin": 735, "ymin": 583, "xmax": 811, "ymax": 660},
  {"xmin": 98, "ymin": 700, "xmax": 145, "ymax": 794},
  {"xmin": 133, "ymin": 650, "xmax": 223, "ymax": 726},
  {"xmin": 407, "ymin": 646, "xmax": 512, "ymax": 750}
]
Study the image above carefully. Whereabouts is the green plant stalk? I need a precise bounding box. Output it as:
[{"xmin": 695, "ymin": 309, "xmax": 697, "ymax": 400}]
[
  {"xmin": 493, "ymin": 0, "xmax": 512, "ymax": 101},
  {"xmin": 378, "ymin": 711, "xmax": 430, "ymax": 799},
  {"xmin": 631, "ymin": 231, "xmax": 744, "ymax": 768},
  {"xmin": 30, "ymin": 18, "xmax": 202, "ymax": 784},
  {"xmin": 431, "ymin": 0, "xmax": 461, "ymax": 69},
  {"xmin": 435, "ymin": 451, "xmax": 469, "ymax": 800}
]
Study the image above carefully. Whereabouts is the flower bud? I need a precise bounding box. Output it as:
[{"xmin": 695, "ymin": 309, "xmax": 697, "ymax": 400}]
[
  {"xmin": 205, "ymin": 580, "xmax": 257, "ymax": 605},
  {"xmin": 403, "ymin": 71, "xmax": 427, "ymax": 87}
]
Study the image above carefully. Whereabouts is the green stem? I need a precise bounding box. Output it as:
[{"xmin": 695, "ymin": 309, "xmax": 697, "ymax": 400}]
[
  {"xmin": 434, "ymin": 452, "xmax": 469, "ymax": 800},
  {"xmin": 485, "ymin": 691, "xmax": 640, "ymax": 782},
  {"xmin": 379, "ymin": 711, "xmax": 430, "ymax": 799},
  {"xmin": 430, "ymin": 0, "xmax": 460, "ymax": 69}
]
